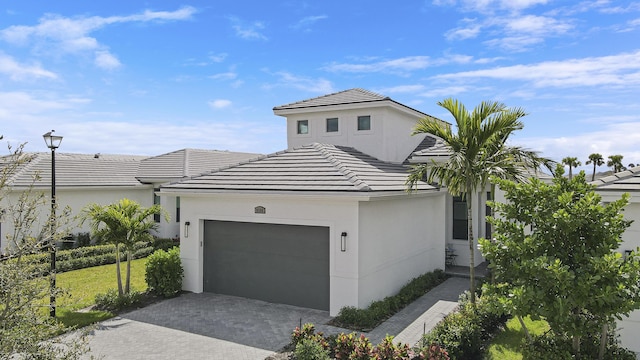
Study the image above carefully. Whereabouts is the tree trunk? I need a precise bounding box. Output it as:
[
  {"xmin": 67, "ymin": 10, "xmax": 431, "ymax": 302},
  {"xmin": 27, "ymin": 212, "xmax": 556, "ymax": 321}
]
[
  {"xmin": 115, "ymin": 244, "xmax": 123, "ymax": 296},
  {"xmin": 598, "ymin": 323, "xmax": 608, "ymax": 360},
  {"xmin": 573, "ymin": 335, "xmax": 581, "ymax": 360},
  {"xmin": 517, "ymin": 316, "xmax": 532, "ymax": 343},
  {"xmin": 591, "ymin": 164, "xmax": 596, "ymax": 181},
  {"xmin": 467, "ymin": 189, "xmax": 476, "ymax": 305},
  {"xmin": 125, "ymin": 250, "xmax": 131, "ymax": 294}
]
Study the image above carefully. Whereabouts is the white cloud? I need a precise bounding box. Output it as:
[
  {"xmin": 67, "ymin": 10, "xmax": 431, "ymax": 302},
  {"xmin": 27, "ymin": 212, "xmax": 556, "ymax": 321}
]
[
  {"xmin": 446, "ymin": 23, "xmax": 482, "ymax": 40},
  {"xmin": 94, "ymin": 50, "xmax": 121, "ymax": 70},
  {"xmin": 518, "ymin": 121, "xmax": 640, "ymax": 166},
  {"xmin": 0, "ymin": 91, "xmax": 89, "ymax": 121},
  {"xmin": 265, "ymin": 72, "xmax": 334, "ymax": 93},
  {"xmin": 0, "ymin": 53, "xmax": 57, "ymax": 80},
  {"xmin": 433, "ymin": 50, "xmax": 640, "ymax": 88},
  {"xmin": 291, "ymin": 15, "xmax": 328, "ymax": 30},
  {"xmin": 0, "ymin": 6, "xmax": 196, "ymax": 67},
  {"xmin": 208, "ymin": 99, "xmax": 232, "ymax": 109},
  {"xmin": 209, "ymin": 53, "xmax": 228, "ymax": 63},
  {"xmin": 209, "ymin": 72, "xmax": 237, "ymax": 80},
  {"xmin": 376, "ymin": 85, "xmax": 426, "ymax": 94},
  {"xmin": 228, "ymin": 16, "xmax": 268, "ymax": 40},
  {"xmin": 433, "ymin": 0, "xmax": 550, "ymax": 13},
  {"xmin": 420, "ymin": 86, "xmax": 471, "ymax": 98},
  {"xmin": 324, "ymin": 56, "xmax": 432, "ymax": 73}
]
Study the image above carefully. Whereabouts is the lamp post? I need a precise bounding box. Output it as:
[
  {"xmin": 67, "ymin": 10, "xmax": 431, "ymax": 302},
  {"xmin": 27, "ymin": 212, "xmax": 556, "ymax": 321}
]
[{"xmin": 43, "ymin": 130, "xmax": 62, "ymax": 318}]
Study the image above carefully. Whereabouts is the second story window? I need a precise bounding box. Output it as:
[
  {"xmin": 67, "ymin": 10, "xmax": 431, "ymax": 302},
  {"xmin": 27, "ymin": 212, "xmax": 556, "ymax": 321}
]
[
  {"xmin": 326, "ymin": 118, "xmax": 338, "ymax": 132},
  {"xmin": 297, "ymin": 120, "xmax": 309, "ymax": 134},
  {"xmin": 357, "ymin": 115, "xmax": 371, "ymax": 131}
]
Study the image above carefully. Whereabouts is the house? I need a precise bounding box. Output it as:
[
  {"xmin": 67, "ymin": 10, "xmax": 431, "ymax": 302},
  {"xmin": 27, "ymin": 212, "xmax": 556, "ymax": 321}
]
[
  {"xmin": 592, "ymin": 166, "xmax": 640, "ymax": 354},
  {"xmin": 159, "ymin": 89, "xmax": 493, "ymax": 315},
  {"xmin": 0, "ymin": 149, "xmax": 259, "ymax": 253}
]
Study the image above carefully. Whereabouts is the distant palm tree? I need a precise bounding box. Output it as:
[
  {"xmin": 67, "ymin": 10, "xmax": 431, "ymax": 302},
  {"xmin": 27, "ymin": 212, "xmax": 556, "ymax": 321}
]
[
  {"xmin": 586, "ymin": 153, "xmax": 605, "ymax": 181},
  {"xmin": 607, "ymin": 155, "xmax": 626, "ymax": 173},
  {"xmin": 561, "ymin": 157, "xmax": 581, "ymax": 179},
  {"xmin": 406, "ymin": 98, "xmax": 552, "ymax": 305}
]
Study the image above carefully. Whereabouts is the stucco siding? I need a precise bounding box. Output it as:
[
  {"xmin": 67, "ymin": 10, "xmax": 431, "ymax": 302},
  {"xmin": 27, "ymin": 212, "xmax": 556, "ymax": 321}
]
[
  {"xmin": 286, "ymin": 106, "xmax": 423, "ymax": 164},
  {"xmin": 1, "ymin": 186, "xmax": 152, "ymax": 252},
  {"xmin": 177, "ymin": 193, "xmax": 361, "ymax": 316},
  {"xmin": 356, "ymin": 193, "xmax": 446, "ymax": 309}
]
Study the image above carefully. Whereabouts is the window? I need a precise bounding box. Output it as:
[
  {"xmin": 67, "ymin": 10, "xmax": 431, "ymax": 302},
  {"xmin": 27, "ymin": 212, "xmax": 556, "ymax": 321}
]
[
  {"xmin": 297, "ymin": 120, "xmax": 309, "ymax": 134},
  {"xmin": 153, "ymin": 188, "xmax": 161, "ymax": 223},
  {"xmin": 453, "ymin": 196, "xmax": 468, "ymax": 240},
  {"xmin": 176, "ymin": 196, "xmax": 180, "ymax": 223},
  {"xmin": 326, "ymin": 118, "xmax": 339, "ymax": 132},
  {"xmin": 357, "ymin": 115, "xmax": 371, "ymax": 131},
  {"xmin": 485, "ymin": 192, "xmax": 492, "ymax": 239}
]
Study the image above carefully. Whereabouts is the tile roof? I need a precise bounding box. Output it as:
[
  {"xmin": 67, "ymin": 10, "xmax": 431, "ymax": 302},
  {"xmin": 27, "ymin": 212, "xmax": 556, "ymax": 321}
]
[
  {"xmin": 409, "ymin": 135, "xmax": 452, "ymax": 158},
  {"xmin": 3, "ymin": 153, "xmax": 147, "ymax": 188},
  {"xmin": 136, "ymin": 148, "xmax": 261, "ymax": 181},
  {"xmin": 591, "ymin": 166, "xmax": 640, "ymax": 191},
  {"xmin": 273, "ymin": 88, "xmax": 431, "ymax": 117},
  {"xmin": 162, "ymin": 143, "xmax": 436, "ymax": 193}
]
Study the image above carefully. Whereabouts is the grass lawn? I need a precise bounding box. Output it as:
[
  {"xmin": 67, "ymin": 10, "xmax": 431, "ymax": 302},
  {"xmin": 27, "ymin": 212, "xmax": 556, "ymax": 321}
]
[
  {"xmin": 486, "ymin": 316, "xmax": 550, "ymax": 360},
  {"xmin": 54, "ymin": 258, "xmax": 148, "ymax": 329}
]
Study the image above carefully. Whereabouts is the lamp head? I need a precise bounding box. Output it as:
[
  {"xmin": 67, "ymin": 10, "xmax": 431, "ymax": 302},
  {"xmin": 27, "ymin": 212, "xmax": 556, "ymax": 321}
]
[{"xmin": 43, "ymin": 130, "xmax": 63, "ymax": 149}]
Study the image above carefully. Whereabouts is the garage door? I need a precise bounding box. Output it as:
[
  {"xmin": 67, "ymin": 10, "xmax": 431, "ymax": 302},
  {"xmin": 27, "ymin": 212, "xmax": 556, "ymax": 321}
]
[{"xmin": 203, "ymin": 220, "xmax": 330, "ymax": 311}]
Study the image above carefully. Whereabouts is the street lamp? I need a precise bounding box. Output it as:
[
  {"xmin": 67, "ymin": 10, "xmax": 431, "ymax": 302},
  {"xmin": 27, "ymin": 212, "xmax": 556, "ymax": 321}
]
[{"xmin": 43, "ymin": 130, "xmax": 62, "ymax": 318}]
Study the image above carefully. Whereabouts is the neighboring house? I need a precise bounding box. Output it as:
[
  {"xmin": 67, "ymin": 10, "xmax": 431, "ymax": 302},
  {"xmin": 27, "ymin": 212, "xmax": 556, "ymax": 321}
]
[
  {"xmin": 159, "ymin": 88, "xmax": 494, "ymax": 315},
  {"xmin": 136, "ymin": 148, "xmax": 260, "ymax": 239},
  {"xmin": 0, "ymin": 153, "xmax": 150, "ymax": 252},
  {"xmin": 591, "ymin": 166, "xmax": 640, "ymax": 354},
  {"xmin": 0, "ymin": 149, "xmax": 259, "ymax": 253}
]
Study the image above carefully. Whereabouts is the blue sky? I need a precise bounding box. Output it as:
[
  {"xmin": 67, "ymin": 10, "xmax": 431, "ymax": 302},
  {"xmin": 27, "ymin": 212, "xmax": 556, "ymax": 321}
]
[{"xmin": 1, "ymin": 1, "xmax": 639, "ymax": 171}]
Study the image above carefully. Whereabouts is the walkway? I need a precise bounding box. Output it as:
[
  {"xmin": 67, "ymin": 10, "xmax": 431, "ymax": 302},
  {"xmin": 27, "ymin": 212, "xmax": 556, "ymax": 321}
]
[{"xmin": 81, "ymin": 276, "xmax": 471, "ymax": 359}]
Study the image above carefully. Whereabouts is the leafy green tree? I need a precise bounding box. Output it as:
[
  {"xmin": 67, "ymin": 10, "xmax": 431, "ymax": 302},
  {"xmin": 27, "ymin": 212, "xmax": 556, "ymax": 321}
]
[
  {"xmin": 561, "ymin": 156, "xmax": 581, "ymax": 179},
  {"xmin": 480, "ymin": 166, "xmax": 640, "ymax": 359},
  {"xmin": 607, "ymin": 154, "xmax": 626, "ymax": 173},
  {"xmin": 82, "ymin": 198, "xmax": 167, "ymax": 295},
  {"xmin": 586, "ymin": 153, "xmax": 604, "ymax": 181},
  {"xmin": 406, "ymin": 98, "xmax": 553, "ymax": 304},
  {"xmin": 0, "ymin": 139, "xmax": 88, "ymax": 358}
]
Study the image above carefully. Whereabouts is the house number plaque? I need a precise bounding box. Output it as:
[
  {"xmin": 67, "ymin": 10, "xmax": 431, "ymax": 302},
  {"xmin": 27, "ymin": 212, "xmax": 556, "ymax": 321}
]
[{"xmin": 254, "ymin": 206, "xmax": 266, "ymax": 214}]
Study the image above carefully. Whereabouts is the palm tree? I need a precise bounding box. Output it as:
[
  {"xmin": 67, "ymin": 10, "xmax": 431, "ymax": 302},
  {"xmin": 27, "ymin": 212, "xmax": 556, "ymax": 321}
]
[
  {"xmin": 586, "ymin": 153, "xmax": 605, "ymax": 181},
  {"xmin": 561, "ymin": 157, "xmax": 581, "ymax": 179},
  {"xmin": 406, "ymin": 98, "xmax": 553, "ymax": 304},
  {"xmin": 607, "ymin": 155, "xmax": 626, "ymax": 173},
  {"xmin": 82, "ymin": 198, "xmax": 167, "ymax": 295}
]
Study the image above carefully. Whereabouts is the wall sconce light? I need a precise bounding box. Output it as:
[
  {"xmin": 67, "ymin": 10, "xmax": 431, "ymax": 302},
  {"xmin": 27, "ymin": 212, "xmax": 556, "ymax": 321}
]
[
  {"xmin": 184, "ymin": 221, "xmax": 190, "ymax": 238},
  {"xmin": 341, "ymin": 232, "xmax": 347, "ymax": 252}
]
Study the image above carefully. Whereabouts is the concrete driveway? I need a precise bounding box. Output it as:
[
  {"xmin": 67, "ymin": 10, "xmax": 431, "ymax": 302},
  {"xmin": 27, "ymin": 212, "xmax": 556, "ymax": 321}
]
[
  {"xmin": 83, "ymin": 292, "xmax": 348, "ymax": 360},
  {"xmin": 82, "ymin": 277, "xmax": 469, "ymax": 360}
]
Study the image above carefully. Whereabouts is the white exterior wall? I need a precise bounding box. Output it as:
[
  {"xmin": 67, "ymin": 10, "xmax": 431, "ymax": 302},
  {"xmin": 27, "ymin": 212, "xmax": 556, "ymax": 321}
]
[
  {"xmin": 0, "ymin": 186, "xmax": 152, "ymax": 252},
  {"xmin": 177, "ymin": 192, "xmax": 360, "ymax": 316},
  {"xmin": 601, "ymin": 193, "xmax": 640, "ymax": 355},
  {"xmin": 357, "ymin": 193, "xmax": 446, "ymax": 308},
  {"xmin": 285, "ymin": 105, "xmax": 424, "ymax": 164}
]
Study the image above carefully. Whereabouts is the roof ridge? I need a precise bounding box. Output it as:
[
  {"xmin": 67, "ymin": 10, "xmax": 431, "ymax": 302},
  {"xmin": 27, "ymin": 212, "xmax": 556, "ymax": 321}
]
[
  {"xmin": 273, "ymin": 88, "xmax": 388, "ymax": 110},
  {"xmin": 312, "ymin": 143, "xmax": 371, "ymax": 191}
]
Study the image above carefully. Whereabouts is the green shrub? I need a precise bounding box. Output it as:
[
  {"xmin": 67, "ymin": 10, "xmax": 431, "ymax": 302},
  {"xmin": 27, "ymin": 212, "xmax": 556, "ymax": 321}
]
[
  {"xmin": 145, "ymin": 247, "xmax": 183, "ymax": 298},
  {"xmin": 333, "ymin": 270, "xmax": 449, "ymax": 330},
  {"xmin": 153, "ymin": 238, "xmax": 178, "ymax": 251},
  {"xmin": 94, "ymin": 288, "xmax": 144, "ymax": 311},
  {"xmin": 422, "ymin": 295, "xmax": 506, "ymax": 360},
  {"xmin": 295, "ymin": 338, "xmax": 330, "ymax": 360}
]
